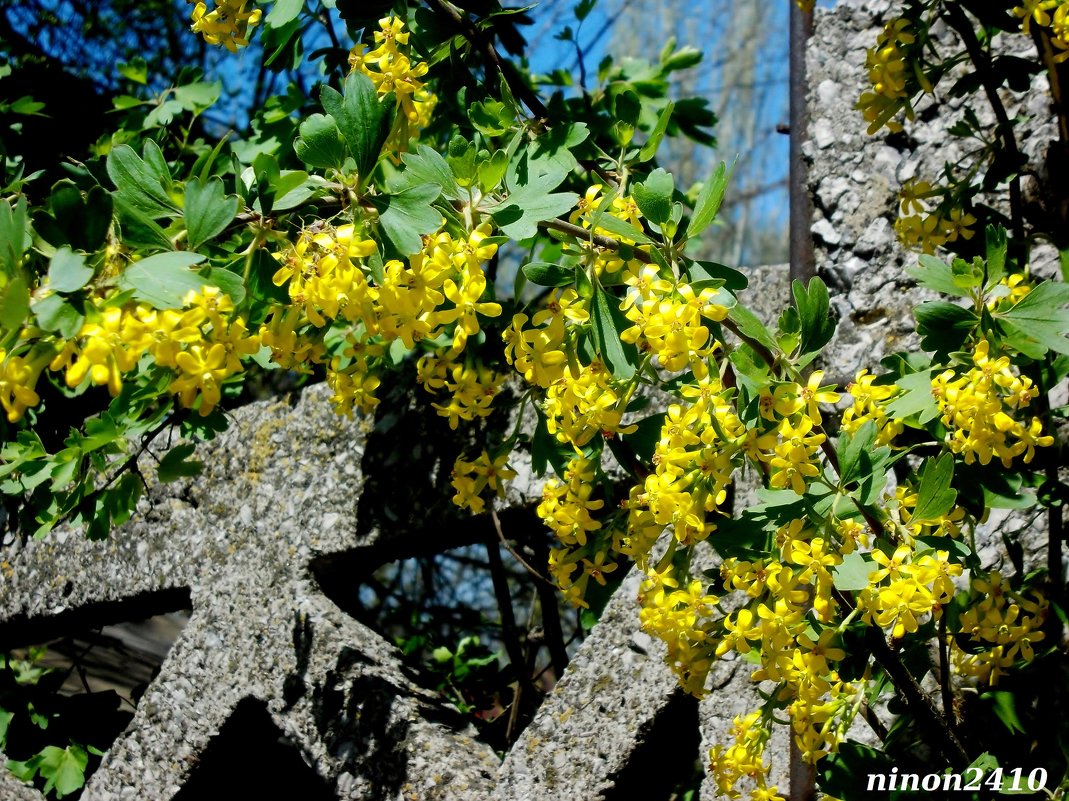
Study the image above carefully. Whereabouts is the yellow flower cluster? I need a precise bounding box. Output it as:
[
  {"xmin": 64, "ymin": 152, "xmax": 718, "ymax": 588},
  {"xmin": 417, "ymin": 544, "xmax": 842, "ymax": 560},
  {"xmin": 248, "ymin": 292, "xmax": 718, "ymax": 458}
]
[
  {"xmin": 987, "ymin": 272, "xmax": 1032, "ymax": 311},
  {"xmin": 543, "ymin": 359, "xmax": 635, "ymax": 447},
  {"xmin": 159, "ymin": 288, "xmax": 259, "ymax": 415},
  {"xmin": 2, "ymin": 287, "xmax": 259, "ymax": 422},
  {"xmin": 539, "ymin": 457, "xmax": 619, "ymax": 607},
  {"xmin": 952, "ymin": 570, "xmax": 1047, "ymax": 684},
  {"xmin": 1013, "ymin": 0, "xmax": 1069, "ymax": 62},
  {"xmin": 748, "ymin": 373, "xmax": 840, "ymax": 495},
  {"xmin": 620, "ymin": 264, "xmax": 729, "ymax": 371},
  {"xmin": 708, "ymin": 712, "xmax": 782, "ymax": 801},
  {"xmin": 348, "ymin": 16, "xmax": 437, "ymax": 148},
  {"xmin": 503, "ymin": 288, "xmax": 587, "ymax": 388},
  {"xmin": 894, "ymin": 180, "xmax": 977, "ymax": 254},
  {"xmin": 931, "ymin": 339, "xmax": 1052, "ymax": 466},
  {"xmin": 41, "ymin": 287, "xmax": 258, "ymax": 418},
  {"xmin": 714, "ymin": 528, "xmax": 864, "ymax": 767},
  {"xmin": 856, "ymin": 19, "xmax": 918, "ymax": 134},
  {"xmin": 896, "ymin": 213, "xmax": 977, "ymax": 255},
  {"xmin": 840, "ymin": 369, "xmax": 903, "ymax": 447},
  {"xmin": 271, "ymin": 223, "xmax": 378, "ymax": 329},
  {"xmin": 416, "ymin": 354, "xmax": 505, "ymax": 429},
  {"xmin": 626, "ymin": 375, "xmax": 745, "ymax": 561},
  {"xmin": 450, "ymin": 450, "xmax": 516, "ymax": 514},
  {"xmin": 639, "ymin": 566, "xmax": 719, "ymax": 695},
  {"xmin": 328, "ymin": 335, "xmax": 383, "ymax": 417},
  {"xmin": 271, "ymin": 222, "xmax": 502, "ymax": 417},
  {"xmin": 857, "ymin": 545, "xmax": 962, "ymax": 639},
  {"xmin": 188, "ymin": 0, "xmax": 262, "ymax": 53},
  {"xmin": 0, "ymin": 348, "xmax": 49, "ymax": 423}
]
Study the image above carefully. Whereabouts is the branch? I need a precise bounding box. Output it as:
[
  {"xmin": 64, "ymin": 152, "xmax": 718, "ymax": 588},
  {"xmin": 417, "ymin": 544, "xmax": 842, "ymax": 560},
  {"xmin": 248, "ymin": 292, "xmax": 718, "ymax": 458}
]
[
  {"xmin": 942, "ymin": 4, "xmax": 1026, "ymax": 264},
  {"xmin": 423, "ymin": 0, "xmax": 549, "ymax": 120},
  {"xmin": 490, "ymin": 506, "xmax": 554, "ymax": 586},
  {"xmin": 421, "ymin": 0, "xmax": 619, "ymax": 189},
  {"xmin": 538, "ymin": 218, "xmax": 653, "ymax": 263},
  {"xmin": 484, "ymin": 533, "xmax": 535, "ymax": 698}
]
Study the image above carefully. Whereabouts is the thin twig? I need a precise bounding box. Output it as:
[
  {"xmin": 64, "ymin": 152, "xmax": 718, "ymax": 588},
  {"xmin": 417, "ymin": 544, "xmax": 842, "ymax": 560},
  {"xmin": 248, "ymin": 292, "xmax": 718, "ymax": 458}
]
[
  {"xmin": 938, "ymin": 611, "xmax": 956, "ymax": 734},
  {"xmin": 540, "ymin": 217, "xmax": 654, "ymax": 262},
  {"xmin": 490, "ymin": 506, "xmax": 555, "ymax": 586},
  {"xmin": 422, "ymin": 0, "xmax": 619, "ymax": 189},
  {"xmin": 942, "ymin": 4, "xmax": 1026, "ymax": 265}
]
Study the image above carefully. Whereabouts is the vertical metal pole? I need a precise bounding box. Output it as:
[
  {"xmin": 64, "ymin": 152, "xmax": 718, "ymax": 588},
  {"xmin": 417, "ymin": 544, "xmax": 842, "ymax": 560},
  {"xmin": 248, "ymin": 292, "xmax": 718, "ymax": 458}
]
[
  {"xmin": 789, "ymin": 0, "xmax": 816, "ymax": 289},
  {"xmin": 789, "ymin": 3, "xmax": 818, "ymax": 794}
]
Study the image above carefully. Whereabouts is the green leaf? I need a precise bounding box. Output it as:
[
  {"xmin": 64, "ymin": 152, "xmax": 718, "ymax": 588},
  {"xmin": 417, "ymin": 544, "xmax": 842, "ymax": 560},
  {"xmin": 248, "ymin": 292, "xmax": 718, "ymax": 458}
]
[
  {"xmin": 833, "ymin": 550, "xmax": 876, "ymax": 591},
  {"xmin": 491, "ymin": 177, "xmax": 578, "ymax": 240},
  {"xmin": 705, "ymin": 515, "xmax": 773, "ymax": 561},
  {"xmin": 638, "ymin": 101, "xmax": 674, "ymax": 163},
  {"xmin": 906, "ymin": 254, "xmax": 970, "ymax": 297},
  {"xmin": 0, "ymin": 708, "xmax": 11, "ymax": 749},
  {"xmin": 321, "ymin": 72, "xmax": 396, "ymax": 182},
  {"xmin": 817, "ymin": 741, "xmax": 893, "ymax": 800},
  {"xmin": 951, "ymin": 256, "xmax": 984, "ymax": 290},
  {"xmin": 522, "ymin": 262, "xmax": 575, "ymax": 287},
  {"xmin": 117, "ymin": 251, "xmax": 209, "ymax": 308},
  {"xmin": 47, "ymin": 248, "xmax": 93, "ymax": 293},
  {"xmin": 18, "ymin": 744, "xmax": 89, "ymax": 799},
  {"xmin": 0, "ymin": 273, "xmax": 29, "ymax": 333},
  {"xmin": 448, "ymin": 135, "xmax": 478, "ymax": 186},
  {"xmin": 294, "ymin": 113, "xmax": 347, "ymax": 169},
  {"xmin": 985, "ymin": 225, "xmax": 1007, "ymax": 288},
  {"xmin": 183, "ymin": 177, "xmax": 238, "ymax": 249},
  {"xmin": 267, "ymin": 0, "xmax": 304, "ymax": 28},
  {"xmin": 590, "ymin": 285, "xmax": 636, "ymax": 378},
  {"xmin": 273, "ymin": 173, "xmax": 326, "ymax": 212},
  {"xmin": 207, "ymin": 268, "xmax": 246, "ymax": 305},
  {"xmin": 631, "ymin": 168, "xmax": 674, "ymax": 225},
  {"xmin": 686, "ymin": 160, "xmax": 732, "ymax": 240},
  {"xmin": 117, "ymin": 58, "xmax": 148, "ymax": 84},
  {"xmin": 837, "ymin": 421, "xmax": 877, "ymax": 487},
  {"xmin": 622, "ymin": 412, "xmax": 666, "ymax": 462},
  {"xmin": 0, "ymin": 196, "xmax": 31, "ymax": 275},
  {"xmin": 33, "ymin": 293, "xmax": 82, "ymax": 335},
  {"xmin": 883, "ymin": 370, "xmax": 939, "ymax": 424},
  {"xmin": 158, "ymin": 443, "xmax": 204, "ymax": 482},
  {"xmin": 912, "ymin": 453, "xmax": 957, "ymax": 521},
  {"xmin": 588, "ymin": 210, "xmax": 654, "ymax": 244},
  {"xmin": 983, "ymin": 688, "xmax": 1026, "ymax": 735},
  {"xmin": 728, "ymin": 303, "xmax": 777, "ymax": 352},
  {"xmin": 914, "ymin": 301, "xmax": 977, "ymax": 352},
  {"xmin": 525, "ymin": 123, "xmax": 589, "ymax": 185},
  {"xmin": 371, "ymin": 183, "xmax": 443, "ymax": 256},
  {"xmin": 478, "ymin": 149, "xmax": 509, "ymax": 194},
  {"xmin": 996, "ymin": 280, "xmax": 1069, "ymax": 356},
  {"xmin": 107, "ymin": 144, "xmax": 179, "ymax": 219},
  {"xmin": 113, "ymin": 197, "xmax": 174, "ymax": 251},
  {"xmin": 792, "ymin": 276, "xmax": 835, "ymax": 355},
  {"xmin": 612, "ymin": 90, "xmax": 641, "ymax": 129},
  {"xmin": 688, "ymin": 260, "xmax": 747, "ymax": 291},
  {"xmin": 63, "ymin": 185, "xmax": 112, "ymax": 252},
  {"xmin": 469, "ymin": 99, "xmax": 513, "ymax": 136},
  {"xmin": 172, "ymin": 81, "xmax": 222, "ymax": 110},
  {"xmin": 395, "ymin": 144, "xmax": 462, "ymax": 200}
]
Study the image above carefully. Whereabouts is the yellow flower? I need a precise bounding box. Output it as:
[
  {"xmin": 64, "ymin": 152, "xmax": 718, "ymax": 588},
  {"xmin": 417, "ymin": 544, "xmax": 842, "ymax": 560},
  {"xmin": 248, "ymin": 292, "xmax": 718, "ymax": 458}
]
[
  {"xmin": 189, "ymin": 0, "xmax": 262, "ymax": 53},
  {"xmin": 450, "ymin": 450, "xmax": 517, "ymax": 514},
  {"xmin": 0, "ymin": 348, "xmax": 50, "ymax": 423}
]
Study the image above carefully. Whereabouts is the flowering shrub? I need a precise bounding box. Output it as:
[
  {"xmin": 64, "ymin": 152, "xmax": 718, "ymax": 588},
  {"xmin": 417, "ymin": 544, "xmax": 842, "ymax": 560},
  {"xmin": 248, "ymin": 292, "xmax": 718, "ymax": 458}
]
[{"xmin": 0, "ymin": 1, "xmax": 1067, "ymax": 799}]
